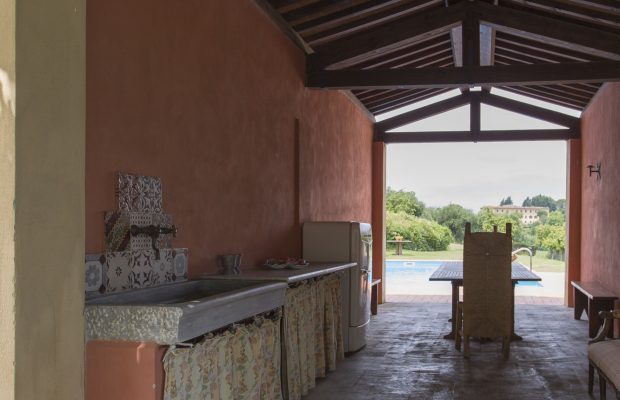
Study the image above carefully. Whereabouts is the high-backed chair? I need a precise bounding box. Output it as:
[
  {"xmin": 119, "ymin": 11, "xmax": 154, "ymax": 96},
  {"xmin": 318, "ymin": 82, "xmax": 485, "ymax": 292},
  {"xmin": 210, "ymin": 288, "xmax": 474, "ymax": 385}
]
[
  {"xmin": 588, "ymin": 310, "xmax": 620, "ymax": 400},
  {"xmin": 456, "ymin": 222, "xmax": 513, "ymax": 359}
]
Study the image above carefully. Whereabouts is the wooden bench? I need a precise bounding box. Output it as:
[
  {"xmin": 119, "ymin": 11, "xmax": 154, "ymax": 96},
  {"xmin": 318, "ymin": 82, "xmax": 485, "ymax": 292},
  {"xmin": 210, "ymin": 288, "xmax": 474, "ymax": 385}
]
[
  {"xmin": 371, "ymin": 278, "xmax": 381, "ymax": 316},
  {"xmin": 572, "ymin": 281, "xmax": 618, "ymax": 338}
]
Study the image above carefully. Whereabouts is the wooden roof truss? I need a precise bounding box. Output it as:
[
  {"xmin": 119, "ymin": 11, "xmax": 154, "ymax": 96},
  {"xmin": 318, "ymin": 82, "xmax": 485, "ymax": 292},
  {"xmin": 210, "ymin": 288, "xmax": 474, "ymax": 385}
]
[{"xmin": 257, "ymin": 0, "xmax": 620, "ymax": 142}]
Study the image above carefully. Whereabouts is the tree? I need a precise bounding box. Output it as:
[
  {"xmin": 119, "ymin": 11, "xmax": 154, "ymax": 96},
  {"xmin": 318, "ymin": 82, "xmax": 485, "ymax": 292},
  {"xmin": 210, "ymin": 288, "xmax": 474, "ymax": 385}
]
[
  {"xmin": 433, "ymin": 204, "xmax": 477, "ymax": 243},
  {"xmin": 386, "ymin": 187, "xmax": 425, "ymax": 217},
  {"xmin": 386, "ymin": 211, "xmax": 453, "ymax": 251},
  {"xmin": 529, "ymin": 194, "xmax": 557, "ymax": 211},
  {"xmin": 522, "ymin": 197, "xmax": 532, "ymax": 207},
  {"xmin": 478, "ymin": 207, "xmax": 532, "ymax": 248},
  {"xmin": 556, "ymin": 199, "xmax": 566, "ymax": 214},
  {"xmin": 500, "ymin": 196, "xmax": 513, "ymax": 206},
  {"xmin": 547, "ymin": 210, "xmax": 565, "ymax": 226},
  {"xmin": 536, "ymin": 224, "xmax": 565, "ymax": 259}
]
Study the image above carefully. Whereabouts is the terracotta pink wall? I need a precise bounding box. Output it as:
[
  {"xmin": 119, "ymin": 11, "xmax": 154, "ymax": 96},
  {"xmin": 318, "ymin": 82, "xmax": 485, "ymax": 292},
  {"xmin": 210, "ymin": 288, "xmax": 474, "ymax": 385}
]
[
  {"xmin": 580, "ymin": 83, "xmax": 620, "ymax": 291},
  {"xmin": 86, "ymin": 0, "xmax": 373, "ymax": 275}
]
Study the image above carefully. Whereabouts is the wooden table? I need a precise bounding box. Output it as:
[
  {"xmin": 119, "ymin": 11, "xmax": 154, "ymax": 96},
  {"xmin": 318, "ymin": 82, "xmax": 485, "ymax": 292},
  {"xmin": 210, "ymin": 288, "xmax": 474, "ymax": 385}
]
[
  {"xmin": 429, "ymin": 261, "xmax": 542, "ymax": 341},
  {"xmin": 387, "ymin": 240, "xmax": 412, "ymax": 255}
]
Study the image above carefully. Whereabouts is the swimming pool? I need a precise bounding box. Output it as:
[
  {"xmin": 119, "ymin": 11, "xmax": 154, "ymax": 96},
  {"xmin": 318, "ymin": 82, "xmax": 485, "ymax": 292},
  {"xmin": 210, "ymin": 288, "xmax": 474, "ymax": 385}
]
[{"xmin": 385, "ymin": 260, "xmax": 543, "ymax": 296}]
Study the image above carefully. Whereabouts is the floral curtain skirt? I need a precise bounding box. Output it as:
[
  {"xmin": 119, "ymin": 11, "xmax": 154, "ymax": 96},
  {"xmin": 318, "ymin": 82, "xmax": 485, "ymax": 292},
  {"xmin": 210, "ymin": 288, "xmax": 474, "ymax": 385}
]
[
  {"xmin": 162, "ymin": 273, "xmax": 343, "ymax": 400},
  {"xmin": 283, "ymin": 273, "xmax": 344, "ymax": 400},
  {"xmin": 163, "ymin": 315, "xmax": 282, "ymax": 400}
]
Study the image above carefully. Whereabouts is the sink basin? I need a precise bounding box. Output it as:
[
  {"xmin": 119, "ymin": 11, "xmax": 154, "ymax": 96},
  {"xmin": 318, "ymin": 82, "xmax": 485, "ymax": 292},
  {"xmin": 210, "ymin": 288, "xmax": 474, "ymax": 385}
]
[{"xmin": 85, "ymin": 279, "xmax": 287, "ymax": 344}]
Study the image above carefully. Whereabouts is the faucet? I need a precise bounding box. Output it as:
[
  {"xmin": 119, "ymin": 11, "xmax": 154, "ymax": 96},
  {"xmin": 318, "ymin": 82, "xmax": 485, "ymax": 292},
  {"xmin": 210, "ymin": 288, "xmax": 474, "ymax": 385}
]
[{"xmin": 130, "ymin": 224, "xmax": 177, "ymax": 259}]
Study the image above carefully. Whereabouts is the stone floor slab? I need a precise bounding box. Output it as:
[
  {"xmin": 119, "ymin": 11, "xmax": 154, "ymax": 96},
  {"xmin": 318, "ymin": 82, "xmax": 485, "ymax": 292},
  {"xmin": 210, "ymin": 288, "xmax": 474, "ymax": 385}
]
[{"xmin": 305, "ymin": 302, "xmax": 602, "ymax": 400}]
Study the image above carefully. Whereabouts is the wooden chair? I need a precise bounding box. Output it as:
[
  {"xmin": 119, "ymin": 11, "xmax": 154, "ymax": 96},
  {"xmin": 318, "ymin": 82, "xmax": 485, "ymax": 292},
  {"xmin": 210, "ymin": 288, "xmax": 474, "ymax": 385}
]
[{"xmin": 455, "ymin": 222, "xmax": 513, "ymax": 359}]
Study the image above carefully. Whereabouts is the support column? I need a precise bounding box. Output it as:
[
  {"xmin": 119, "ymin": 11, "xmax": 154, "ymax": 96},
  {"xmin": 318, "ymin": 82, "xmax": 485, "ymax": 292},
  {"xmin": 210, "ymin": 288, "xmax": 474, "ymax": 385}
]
[
  {"xmin": 372, "ymin": 141, "xmax": 386, "ymax": 303},
  {"xmin": 0, "ymin": 0, "xmax": 16, "ymax": 396},
  {"xmin": 566, "ymin": 139, "xmax": 582, "ymax": 307},
  {"xmin": 1, "ymin": 0, "xmax": 85, "ymax": 398}
]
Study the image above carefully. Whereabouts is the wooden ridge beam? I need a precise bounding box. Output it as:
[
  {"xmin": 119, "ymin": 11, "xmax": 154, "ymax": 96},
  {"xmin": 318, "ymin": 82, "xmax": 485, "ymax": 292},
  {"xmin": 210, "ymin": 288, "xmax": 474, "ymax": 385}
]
[
  {"xmin": 376, "ymin": 92, "xmax": 471, "ymax": 132},
  {"xmin": 383, "ymin": 128, "xmax": 578, "ymax": 143},
  {"xmin": 307, "ymin": 2, "xmax": 467, "ymax": 70},
  {"xmin": 480, "ymin": 92, "xmax": 580, "ymax": 128},
  {"xmin": 306, "ymin": 61, "xmax": 620, "ymax": 89},
  {"xmin": 473, "ymin": 1, "xmax": 620, "ymax": 60}
]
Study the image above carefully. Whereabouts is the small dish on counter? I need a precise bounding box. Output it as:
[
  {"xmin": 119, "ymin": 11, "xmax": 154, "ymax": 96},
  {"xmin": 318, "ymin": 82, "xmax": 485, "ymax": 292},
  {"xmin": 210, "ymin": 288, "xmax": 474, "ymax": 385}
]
[{"xmin": 264, "ymin": 258, "xmax": 309, "ymax": 270}]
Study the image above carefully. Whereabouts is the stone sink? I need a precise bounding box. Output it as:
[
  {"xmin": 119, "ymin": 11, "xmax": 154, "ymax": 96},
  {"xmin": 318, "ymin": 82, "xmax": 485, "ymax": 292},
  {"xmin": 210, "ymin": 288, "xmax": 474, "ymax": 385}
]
[{"xmin": 85, "ymin": 279, "xmax": 287, "ymax": 345}]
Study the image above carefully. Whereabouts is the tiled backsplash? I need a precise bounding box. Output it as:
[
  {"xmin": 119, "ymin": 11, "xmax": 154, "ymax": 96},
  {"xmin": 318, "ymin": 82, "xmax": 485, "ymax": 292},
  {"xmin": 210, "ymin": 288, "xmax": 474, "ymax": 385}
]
[
  {"xmin": 104, "ymin": 211, "xmax": 173, "ymax": 252},
  {"xmin": 87, "ymin": 172, "xmax": 187, "ymax": 297},
  {"xmin": 85, "ymin": 248, "xmax": 188, "ymax": 296},
  {"xmin": 116, "ymin": 172, "xmax": 163, "ymax": 213}
]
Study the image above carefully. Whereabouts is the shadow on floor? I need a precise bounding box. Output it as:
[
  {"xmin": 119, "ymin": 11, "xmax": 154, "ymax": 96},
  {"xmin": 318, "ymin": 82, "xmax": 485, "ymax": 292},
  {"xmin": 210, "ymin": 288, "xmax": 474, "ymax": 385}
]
[{"xmin": 304, "ymin": 302, "xmax": 598, "ymax": 400}]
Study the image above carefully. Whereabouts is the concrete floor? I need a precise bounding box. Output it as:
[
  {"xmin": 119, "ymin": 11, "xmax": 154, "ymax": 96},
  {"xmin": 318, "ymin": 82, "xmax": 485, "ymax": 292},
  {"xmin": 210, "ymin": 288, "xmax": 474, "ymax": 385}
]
[{"xmin": 305, "ymin": 302, "xmax": 601, "ymax": 400}]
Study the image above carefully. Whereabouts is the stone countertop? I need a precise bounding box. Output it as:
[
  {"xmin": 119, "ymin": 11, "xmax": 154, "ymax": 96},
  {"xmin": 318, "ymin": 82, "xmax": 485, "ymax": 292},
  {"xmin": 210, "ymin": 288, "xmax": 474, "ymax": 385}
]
[{"xmin": 202, "ymin": 262, "xmax": 357, "ymax": 283}]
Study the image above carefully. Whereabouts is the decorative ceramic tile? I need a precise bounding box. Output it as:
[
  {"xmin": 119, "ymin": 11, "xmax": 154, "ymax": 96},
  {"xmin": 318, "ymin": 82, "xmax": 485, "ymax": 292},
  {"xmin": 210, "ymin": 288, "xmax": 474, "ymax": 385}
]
[
  {"xmin": 142, "ymin": 175, "xmax": 163, "ymax": 213},
  {"xmin": 129, "ymin": 250, "xmax": 160, "ymax": 288},
  {"xmin": 85, "ymin": 254, "xmax": 106, "ymax": 293},
  {"xmin": 116, "ymin": 172, "xmax": 162, "ymax": 213},
  {"xmin": 87, "ymin": 248, "xmax": 187, "ymax": 296},
  {"xmin": 104, "ymin": 251, "xmax": 132, "ymax": 292},
  {"xmin": 104, "ymin": 211, "xmax": 173, "ymax": 252},
  {"xmin": 116, "ymin": 172, "xmax": 135, "ymax": 212},
  {"xmin": 153, "ymin": 213, "xmax": 174, "ymax": 249},
  {"xmin": 173, "ymin": 248, "xmax": 188, "ymax": 279}
]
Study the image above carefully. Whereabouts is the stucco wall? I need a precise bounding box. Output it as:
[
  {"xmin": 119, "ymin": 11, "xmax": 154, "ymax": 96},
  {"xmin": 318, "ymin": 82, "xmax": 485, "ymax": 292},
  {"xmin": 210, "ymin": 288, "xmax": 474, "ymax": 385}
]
[
  {"xmin": 86, "ymin": 0, "xmax": 373, "ymax": 275},
  {"xmin": 580, "ymin": 83, "xmax": 620, "ymax": 292},
  {"xmin": 12, "ymin": 0, "xmax": 85, "ymax": 398}
]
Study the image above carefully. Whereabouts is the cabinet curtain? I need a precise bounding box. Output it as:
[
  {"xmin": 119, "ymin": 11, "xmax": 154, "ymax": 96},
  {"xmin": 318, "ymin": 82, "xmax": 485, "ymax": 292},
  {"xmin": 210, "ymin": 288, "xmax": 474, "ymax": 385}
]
[
  {"xmin": 283, "ymin": 273, "xmax": 344, "ymax": 400},
  {"xmin": 163, "ymin": 315, "xmax": 282, "ymax": 400}
]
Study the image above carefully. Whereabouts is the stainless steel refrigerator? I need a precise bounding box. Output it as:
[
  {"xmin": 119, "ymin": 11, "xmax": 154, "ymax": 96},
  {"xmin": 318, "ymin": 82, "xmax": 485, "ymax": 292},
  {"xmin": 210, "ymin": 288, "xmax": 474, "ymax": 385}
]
[{"xmin": 302, "ymin": 221, "xmax": 372, "ymax": 353}]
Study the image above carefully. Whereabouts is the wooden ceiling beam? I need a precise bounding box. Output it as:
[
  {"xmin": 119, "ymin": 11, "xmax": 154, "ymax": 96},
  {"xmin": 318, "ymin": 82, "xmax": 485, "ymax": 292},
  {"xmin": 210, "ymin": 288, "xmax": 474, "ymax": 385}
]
[
  {"xmin": 353, "ymin": 35, "xmax": 450, "ymax": 69},
  {"xmin": 365, "ymin": 89, "xmax": 440, "ymax": 111},
  {"xmin": 301, "ymin": 0, "xmax": 441, "ymax": 45},
  {"xmin": 306, "ymin": 61, "xmax": 620, "ymax": 89},
  {"xmin": 499, "ymin": 0, "xmax": 620, "ymax": 30},
  {"xmin": 376, "ymin": 92, "xmax": 471, "ymax": 131},
  {"xmin": 293, "ymin": 0, "xmax": 412, "ymax": 30},
  {"xmin": 253, "ymin": 0, "xmax": 313, "ymax": 53},
  {"xmin": 383, "ymin": 128, "xmax": 578, "ymax": 143},
  {"xmin": 473, "ymin": 1, "xmax": 620, "ymax": 60},
  {"xmin": 368, "ymin": 89, "xmax": 452, "ymax": 114},
  {"xmin": 479, "ymin": 91, "xmax": 580, "ymax": 127},
  {"xmin": 307, "ymin": 2, "xmax": 467, "ymax": 69},
  {"xmin": 494, "ymin": 31, "xmax": 607, "ymax": 62},
  {"xmin": 498, "ymin": 86, "xmax": 585, "ymax": 109}
]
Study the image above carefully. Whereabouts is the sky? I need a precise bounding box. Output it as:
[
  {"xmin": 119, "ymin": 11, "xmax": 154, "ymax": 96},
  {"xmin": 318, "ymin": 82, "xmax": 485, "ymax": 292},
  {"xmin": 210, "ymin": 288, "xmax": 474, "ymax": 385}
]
[{"xmin": 378, "ymin": 88, "xmax": 580, "ymax": 212}]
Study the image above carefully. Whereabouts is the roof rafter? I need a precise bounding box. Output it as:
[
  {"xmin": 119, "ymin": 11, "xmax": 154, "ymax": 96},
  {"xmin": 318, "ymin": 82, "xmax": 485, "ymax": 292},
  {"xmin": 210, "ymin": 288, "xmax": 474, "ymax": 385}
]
[
  {"xmin": 307, "ymin": 61, "xmax": 620, "ymax": 89},
  {"xmin": 374, "ymin": 89, "xmax": 581, "ymax": 143},
  {"xmin": 473, "ymin": 1, "xmax": 620, "ymax": 60},
  {"xmin": 383, "ymin": 129, "xmax": 579, "ymax": 143},
  {"xmin": 307, "ymin": 1, "xmax": 468, "ymax": 70}
]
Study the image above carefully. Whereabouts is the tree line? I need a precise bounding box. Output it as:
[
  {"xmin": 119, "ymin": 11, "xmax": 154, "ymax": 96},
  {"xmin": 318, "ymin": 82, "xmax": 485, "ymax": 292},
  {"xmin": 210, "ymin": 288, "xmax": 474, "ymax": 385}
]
[{"xmin": 386, "ymin": 188, "xmax": 566, "ymax": 259}]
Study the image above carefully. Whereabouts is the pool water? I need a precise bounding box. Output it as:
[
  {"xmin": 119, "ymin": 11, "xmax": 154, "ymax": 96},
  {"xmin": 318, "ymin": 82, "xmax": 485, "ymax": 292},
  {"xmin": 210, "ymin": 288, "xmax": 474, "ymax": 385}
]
[{"xmin": 386, "ymin": 260, "xmax": 543, "ymax": 296}]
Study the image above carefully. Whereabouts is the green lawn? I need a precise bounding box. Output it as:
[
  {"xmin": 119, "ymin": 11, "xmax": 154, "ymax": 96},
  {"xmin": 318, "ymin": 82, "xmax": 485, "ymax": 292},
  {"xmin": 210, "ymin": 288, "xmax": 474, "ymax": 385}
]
[{"xmin": 386, "ymin": 244, "xmax": 565, "ymax": 273}]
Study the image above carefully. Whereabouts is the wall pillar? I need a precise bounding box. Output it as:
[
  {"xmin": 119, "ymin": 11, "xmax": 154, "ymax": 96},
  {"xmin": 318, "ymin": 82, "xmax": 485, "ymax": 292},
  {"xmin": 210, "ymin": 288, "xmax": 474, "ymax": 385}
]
[
  {"xmin": 0, "ymin": 0, "xmax": 16, "ymax": 396},
  {"xmin": 0, "ymin": 0, "xmax": 86, "ymax": 398},
  {"xmin": 372, "ymin": 141, "xmax": 386, "ymax": 303},
  {"xmin": 566, "ymin": 139, "xmax": 582, "ymax": 307}
]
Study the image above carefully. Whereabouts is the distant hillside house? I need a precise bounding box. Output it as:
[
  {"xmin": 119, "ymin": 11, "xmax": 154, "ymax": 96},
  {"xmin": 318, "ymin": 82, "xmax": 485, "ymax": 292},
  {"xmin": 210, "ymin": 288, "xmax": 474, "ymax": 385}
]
[{"xmin": 486, "ymin": 205, "xmax": 550, "ymax": 225}]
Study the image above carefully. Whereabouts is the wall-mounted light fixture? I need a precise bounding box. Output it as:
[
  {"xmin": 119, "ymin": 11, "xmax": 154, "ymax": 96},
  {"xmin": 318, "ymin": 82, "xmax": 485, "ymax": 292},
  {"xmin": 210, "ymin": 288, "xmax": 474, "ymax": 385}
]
[{"xmin": 587, "ymin": 162, "xmax": 601, "ymax": 180}]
